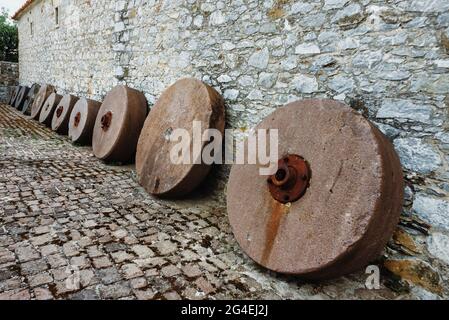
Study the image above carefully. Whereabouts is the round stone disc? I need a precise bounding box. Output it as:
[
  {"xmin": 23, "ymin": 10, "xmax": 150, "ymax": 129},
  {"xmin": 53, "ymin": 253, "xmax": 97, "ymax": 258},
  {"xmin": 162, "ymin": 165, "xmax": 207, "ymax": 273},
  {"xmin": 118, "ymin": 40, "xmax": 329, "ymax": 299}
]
[
  {"xmin": 51, "ymin": 94, "xmax": 79, "ymax": 134},
  {"xmin": 68, "ymin": 98, "xmax": 101, "ymax": 144},
  {"xmin": 136, "ymin": 78, "xmax": 225, "ymax": 197},
  {"xmin": 227, "ymin": 99, "xmax": 404, "ymax": 279},
  {"xmin": 14, "ymin": 86, "xmax": 30, "ymax": 110},
  {"xmin": 92, "ymin": 85, "xmax": 147, "ymax": 163},
  {"xmin": 8, "ymin": 86, "xmax": 17, "ymax": 105},
  {"xmin": 31, "ymin": 85, "xmax": 54, "ymax": 120},
  {"xmin": 39, "ymin": 93, "xmax": 63, "ymax": 126},
  {"xmin": 21, "ymin": 84, "xmax": 40, "ymax": 115},
  {"xmin": 10, "ymin": 86, "xmax": 21, "ymax": 106},
  {"xmin": 7, "ymin": 86, "xmax": 15, "ymax": 105}
]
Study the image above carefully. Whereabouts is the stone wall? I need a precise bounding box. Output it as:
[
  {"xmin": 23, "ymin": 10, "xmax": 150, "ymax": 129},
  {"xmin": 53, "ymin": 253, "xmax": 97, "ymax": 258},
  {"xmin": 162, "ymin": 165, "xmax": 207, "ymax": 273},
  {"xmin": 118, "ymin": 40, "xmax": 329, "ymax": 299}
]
[
  {"xmin": 17, "ymin": 0, "xmax": 116, "ymax": 100},
  {"xmin": 0, "ymin": 61, "xmax": 19, "ymax": 102},
  {"xmin": 15, "ymin": 0, "xmax": 449, "ymax": 298}
]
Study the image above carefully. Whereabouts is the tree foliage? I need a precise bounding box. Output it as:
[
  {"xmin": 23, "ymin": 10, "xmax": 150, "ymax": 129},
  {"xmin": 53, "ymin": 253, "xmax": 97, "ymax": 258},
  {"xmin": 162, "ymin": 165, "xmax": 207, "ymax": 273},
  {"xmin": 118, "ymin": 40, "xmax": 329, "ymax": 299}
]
[{"xmin": 0, "ymin": 8, "xmax": 18, "ymax": 62}]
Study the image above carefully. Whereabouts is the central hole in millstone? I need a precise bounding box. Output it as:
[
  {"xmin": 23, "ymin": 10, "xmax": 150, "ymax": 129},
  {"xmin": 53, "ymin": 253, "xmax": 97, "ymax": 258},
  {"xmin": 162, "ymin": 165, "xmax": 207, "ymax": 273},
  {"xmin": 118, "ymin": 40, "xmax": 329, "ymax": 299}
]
[
  {"xmin": 74, "ymin": 112, "xmax": 81, "ymax": 127},
  {"xmin": 56, "ymin": 106, "xmax": 64, "ymax": 118},
  {"xmin": 267, "ymin": 154, "xmax": 311, "ymax": 204},
  {"xmin": 275, "ymin": 168, "xmax": 287, "ymax": 182},
  {"xmin": 101, "ymin": 111, "xmax": 112, "ymax": 131}
]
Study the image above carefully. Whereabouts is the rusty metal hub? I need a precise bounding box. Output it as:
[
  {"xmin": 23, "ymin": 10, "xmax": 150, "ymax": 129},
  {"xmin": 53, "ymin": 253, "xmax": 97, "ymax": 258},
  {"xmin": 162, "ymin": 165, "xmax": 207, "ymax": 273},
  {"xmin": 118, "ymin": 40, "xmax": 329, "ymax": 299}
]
[
  {"xmin": 101, "ymin": 111, "xmax": 112, "ymax": 131},
  {"xmin": 74, "ymin": 112, "xmax": 81, "ymax": 127},
  {"xmin": 56, "ymin": 106, "xmax": 63, "ymax": 117},
  {"xmin": 267, "ymin": 155, "xmax": 310, "ymax": 204},
  {"xmin": 227, "ymin": 99, "xmax": 404, "ymax": 279}
]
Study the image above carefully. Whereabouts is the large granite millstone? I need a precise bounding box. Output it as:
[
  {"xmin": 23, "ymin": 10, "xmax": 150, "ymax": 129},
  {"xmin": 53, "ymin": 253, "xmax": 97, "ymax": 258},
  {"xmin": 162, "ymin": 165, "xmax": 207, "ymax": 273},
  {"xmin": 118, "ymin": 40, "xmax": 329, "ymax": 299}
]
[
  {"xmin": 39, "ymin": 92, "xmax": 63, "ymax": 126},
  {"xmin": 92, "ymin": 85, "xmax": 147, "ymax": 163},
  {"xmin": 21, "ymin": 84, "xmax": 40, "ymax": 115},
  {"xmin": 51, "ymin": 94, "xmax": 79, "ymax": 135},
  {"xmin": 31, "ymin": 85, "xmax": 54, "ymax": 120},
  {"xmin": 9, "ymin": 85, "xmax": 20, "ymax": 106},
  {"xmin": 6, "ymin": 86, "xmax": 16, "ymax": 105},
  {"xmin": 227, "ymin": 99, "xmax": 404, "ymax": 279},
  {"xmin": 14, "ymin": 86, "xmax": 30, "ymax": 110},
  {"xmin": 136, "ymin": 78, "xmax": 225, "ymax": 197},
  {"xmin": 68, "ymin": 98, "xmax": 102, "ymax": 145}
]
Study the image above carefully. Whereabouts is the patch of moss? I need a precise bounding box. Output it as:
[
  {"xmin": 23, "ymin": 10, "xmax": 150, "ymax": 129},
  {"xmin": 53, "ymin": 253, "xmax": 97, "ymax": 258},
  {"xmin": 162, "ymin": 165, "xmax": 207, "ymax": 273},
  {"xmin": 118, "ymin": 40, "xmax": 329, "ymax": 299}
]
[
  {"xmin": 384, "ymin": 259, "xmax": 443, "ymax": 295},
  {"xmin": 267, "ymin": 0, "xmax": 292, "ymax": 20},
  {"xmin": 441, "ymin": 32, "xmax": 449, "ymax": 54},
  {"xmin": 338, "ymin": 13, "xmax": 367, "ymax": 30}
]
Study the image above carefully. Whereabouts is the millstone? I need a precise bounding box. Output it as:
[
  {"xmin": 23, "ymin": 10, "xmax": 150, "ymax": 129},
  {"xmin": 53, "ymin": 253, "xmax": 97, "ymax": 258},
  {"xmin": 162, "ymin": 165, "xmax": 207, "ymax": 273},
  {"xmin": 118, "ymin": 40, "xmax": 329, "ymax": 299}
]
[
  {"xmin": 21, "ymin": 84, "xmax": 40, "ymax": 115},
  {"xmin": 68, "ymin": 98, "xmax": 101, "ymax": 145},
  {"xmin": 31, "ymin": 85, "xmax": 54, "ymax": 120},
  {"xmin": 51, "ymin": 94, "xmax": 79, "ymax": 134},
  {"xmin": 136, "ymin": 78, "xmax": 225, "ymax": 197},
  {"xmin": 6, "ymin": 86, "xmax": 15, "ymax": 105},
  {"xmin": 92, "ymin": 85, "xmax": 147, "ymax": 163},
  {"xmin": 14, "ymin": 86, "xmax": 30, "ymax": 110},
  {"xmin": 226, "ymin": 99, "xmax": 404, "ymax": 279},
  {"xmin": 39, "ymin": 93, "xmax": 63, "ymax": 126},
  {"xmin": 10, "ymin": 85, "xmax": 21, "ymax": 106}
]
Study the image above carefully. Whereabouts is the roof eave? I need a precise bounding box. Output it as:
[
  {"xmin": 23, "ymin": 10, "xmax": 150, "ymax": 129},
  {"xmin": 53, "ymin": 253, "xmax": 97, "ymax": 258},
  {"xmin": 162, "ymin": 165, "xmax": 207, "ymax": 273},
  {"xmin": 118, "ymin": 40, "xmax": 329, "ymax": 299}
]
[{"xmin": 11, "ymin": 0, "xmax": 38, "ymax": 21}]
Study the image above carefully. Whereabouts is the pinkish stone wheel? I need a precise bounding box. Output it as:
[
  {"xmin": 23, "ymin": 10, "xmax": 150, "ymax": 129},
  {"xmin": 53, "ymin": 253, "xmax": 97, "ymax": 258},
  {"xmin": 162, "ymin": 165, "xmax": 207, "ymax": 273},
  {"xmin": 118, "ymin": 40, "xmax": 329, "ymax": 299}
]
[
  {"xmin": 31, "ymin": 85, "xmax": 54, "ymax": 120},
  {"xmin": 92, "ymin": 85, "xmax": 148, "ymax": 163},
  {"xmin": 68, "ymin": 97, "xmax": 101, "ymax": 145},
  {"xmin": 51, "ymin": 94, "xmax": 79, "ymax": 135},
  {"xmin": 135, "ymin": 78, "xmax": 225, "ymax": 197},
  {"xmin": 39, "ymin": 93, "xmax": 63, "ymax": 126},
  {"xmin": 227, "ymin": 99, "xmax": 404, "ymax": 279}
]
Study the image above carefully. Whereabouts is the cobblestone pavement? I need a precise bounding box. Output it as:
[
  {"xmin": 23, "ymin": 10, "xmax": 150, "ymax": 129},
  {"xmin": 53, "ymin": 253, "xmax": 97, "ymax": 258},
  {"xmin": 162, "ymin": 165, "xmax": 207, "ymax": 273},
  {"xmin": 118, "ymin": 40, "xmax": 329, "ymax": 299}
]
[{"xmin": 0, "ymin": 103, "xmax": 440, "ymax": 300}]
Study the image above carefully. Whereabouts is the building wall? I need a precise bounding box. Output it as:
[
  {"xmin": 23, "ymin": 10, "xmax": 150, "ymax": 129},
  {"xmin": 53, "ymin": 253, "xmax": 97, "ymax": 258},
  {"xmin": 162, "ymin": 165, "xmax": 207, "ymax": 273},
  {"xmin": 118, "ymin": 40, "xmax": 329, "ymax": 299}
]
[
  {"xmin": 17, "ymin": 0, "xmax": 116, "ymax": 99},
  {"xmin": 16, "ymin": 0, "xmax": 449, "ymax": 297},
  {"xmin": 0, "ymin": 61, "xmax": 19, "ymax": 102}
]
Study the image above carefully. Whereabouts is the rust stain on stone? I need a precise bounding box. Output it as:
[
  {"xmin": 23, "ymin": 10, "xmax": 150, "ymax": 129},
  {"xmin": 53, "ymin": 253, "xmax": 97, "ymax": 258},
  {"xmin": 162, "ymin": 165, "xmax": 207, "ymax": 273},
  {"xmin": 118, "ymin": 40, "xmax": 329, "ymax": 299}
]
[
  {"xmin": 267, "ymin": 8, "xmax": 284, "ymax": 20},
  {"xmin": 261, "ymin": 200, "xmax": 290, "ymax": 265},
  {"xmin": 87, "ymin": 78, "xmax": 93, "ymax": 95},
  {"xmin": 267, "ymin": 0, "xmax": 292, "ymax": 20},
  {"xmin": 129, "ymin": 8, "xmax": 137, "ymax": 19},
  {"xmin": 154, "ymin": 1, "xmax": 163, "ymax": 13},
  {"xmin": 384, "ymin": 259, "xmax": 442, "ymax": 295},
  {"xmin": 441, "ymin": 32, "xmax": 449, "ymax": 54},
  {"xmin": 392, "ymin": 228, "xmax": 420, "ymax": 254}
]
